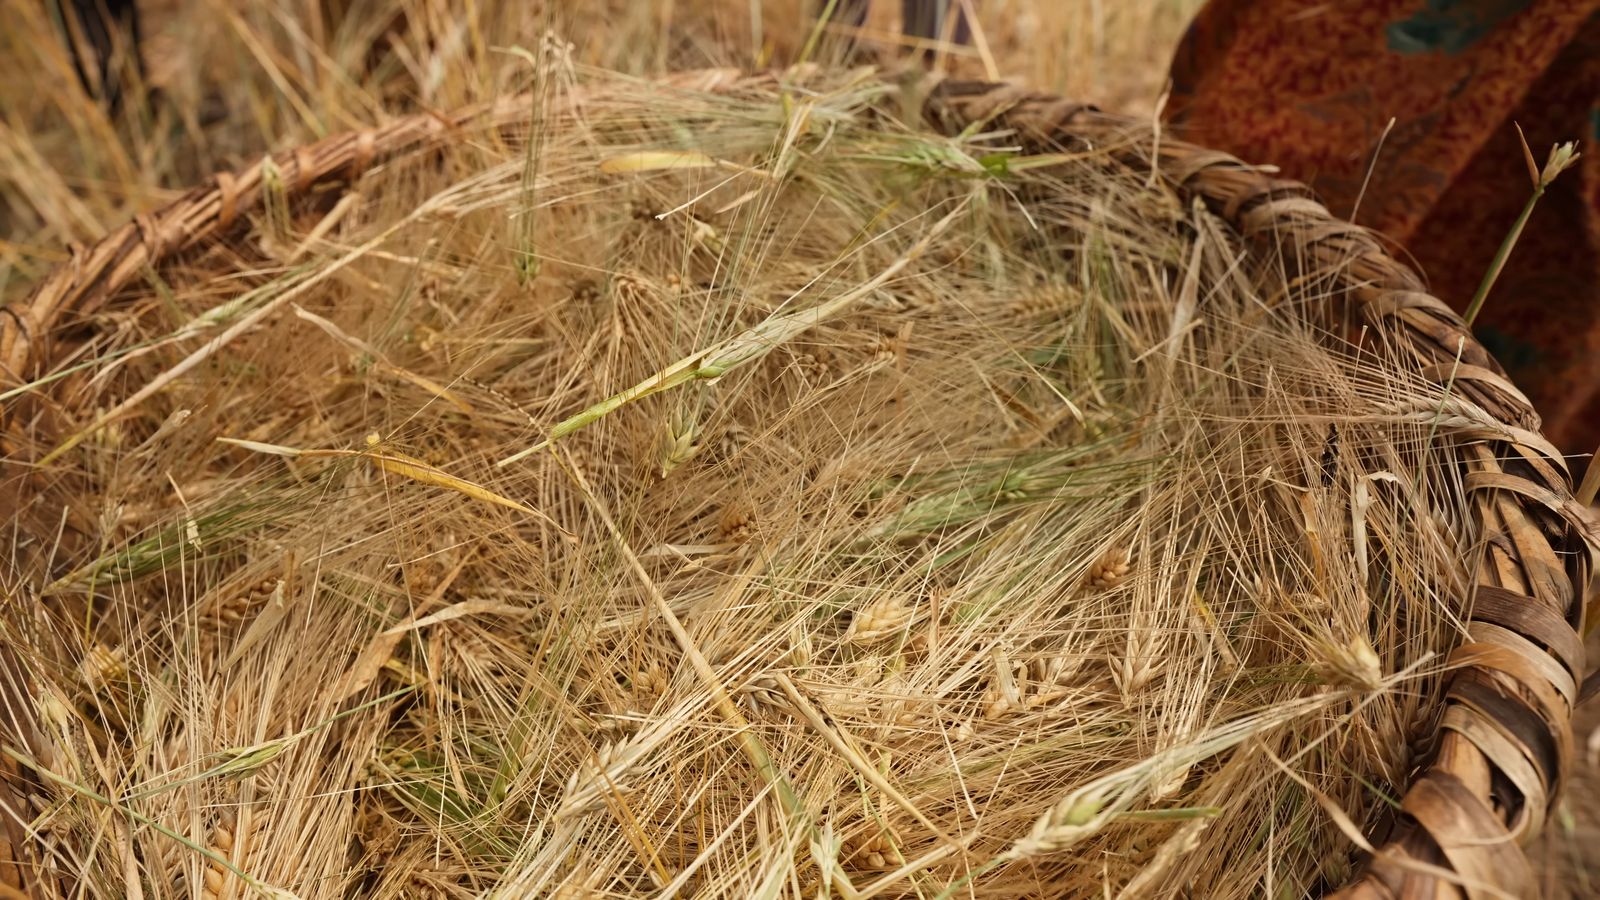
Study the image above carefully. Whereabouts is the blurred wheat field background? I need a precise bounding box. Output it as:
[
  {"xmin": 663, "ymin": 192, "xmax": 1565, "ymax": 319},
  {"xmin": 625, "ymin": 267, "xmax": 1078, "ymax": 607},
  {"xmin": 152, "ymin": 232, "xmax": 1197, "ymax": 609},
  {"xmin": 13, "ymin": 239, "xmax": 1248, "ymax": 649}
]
[
  {"xmin": 0, "ymin": 0, "xmax": 1202, "ymax": 286},
  {"xmin": 2, "ymin": 2, "xmax": 1597, "ymax": 899}
]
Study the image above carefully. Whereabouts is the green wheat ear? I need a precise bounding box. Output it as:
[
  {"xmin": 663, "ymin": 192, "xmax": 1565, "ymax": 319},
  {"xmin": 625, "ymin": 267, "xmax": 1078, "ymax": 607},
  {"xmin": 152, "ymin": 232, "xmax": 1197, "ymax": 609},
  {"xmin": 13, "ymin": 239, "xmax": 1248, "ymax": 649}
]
[{"xmin": 1463, "ymin": 129, "xmax": 1579, "ymax": 327}]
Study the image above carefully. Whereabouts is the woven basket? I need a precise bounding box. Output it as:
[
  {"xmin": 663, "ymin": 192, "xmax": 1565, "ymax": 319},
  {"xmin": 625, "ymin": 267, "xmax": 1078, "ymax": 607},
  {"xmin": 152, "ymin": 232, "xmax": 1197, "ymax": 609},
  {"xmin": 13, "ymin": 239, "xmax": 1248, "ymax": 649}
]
[{"xmin": 1, "ymin": 70, "xmax": 1593, "ymax": 898}]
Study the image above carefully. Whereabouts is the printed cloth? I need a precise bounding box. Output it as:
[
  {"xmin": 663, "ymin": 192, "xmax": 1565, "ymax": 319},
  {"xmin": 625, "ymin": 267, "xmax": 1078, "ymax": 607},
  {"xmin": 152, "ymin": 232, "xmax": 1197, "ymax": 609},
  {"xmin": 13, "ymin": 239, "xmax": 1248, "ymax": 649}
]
[{"xmin": 1167, "ymin": 0, "xmax": 1600, "ymax": 457}]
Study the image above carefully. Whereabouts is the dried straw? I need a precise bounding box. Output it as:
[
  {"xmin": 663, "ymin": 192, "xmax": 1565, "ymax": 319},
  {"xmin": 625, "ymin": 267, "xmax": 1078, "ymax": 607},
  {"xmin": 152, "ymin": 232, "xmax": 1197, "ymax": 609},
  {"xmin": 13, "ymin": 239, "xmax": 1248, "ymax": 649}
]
[{"xmin": 0, "ymin": 61, "xmax": 1591, "ymax": 900}]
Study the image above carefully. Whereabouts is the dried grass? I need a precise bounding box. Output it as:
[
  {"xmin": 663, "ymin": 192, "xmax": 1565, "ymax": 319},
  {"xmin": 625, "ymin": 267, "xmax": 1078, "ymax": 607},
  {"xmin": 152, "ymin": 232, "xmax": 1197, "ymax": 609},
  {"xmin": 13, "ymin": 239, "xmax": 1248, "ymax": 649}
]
[{"xmin": 0, "ymin": 48, "xmax": 1490, "ymax": 897}]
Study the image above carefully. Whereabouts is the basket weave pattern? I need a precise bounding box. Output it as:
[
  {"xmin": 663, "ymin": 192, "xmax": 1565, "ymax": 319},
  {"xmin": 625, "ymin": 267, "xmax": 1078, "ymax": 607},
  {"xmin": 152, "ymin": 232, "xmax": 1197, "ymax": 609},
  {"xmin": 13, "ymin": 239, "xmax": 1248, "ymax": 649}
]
[{"xmin": 1, "ymin": 71, "xmax": 1592, "ymax": 898}]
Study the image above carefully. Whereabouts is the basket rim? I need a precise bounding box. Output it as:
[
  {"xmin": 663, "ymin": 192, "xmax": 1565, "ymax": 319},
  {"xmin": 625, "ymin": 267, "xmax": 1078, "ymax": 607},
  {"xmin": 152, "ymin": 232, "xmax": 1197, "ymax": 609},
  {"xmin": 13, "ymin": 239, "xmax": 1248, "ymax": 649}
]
[{"xmin": 0, "ymin": 67, "xmax": 1592, "ymax": 899}]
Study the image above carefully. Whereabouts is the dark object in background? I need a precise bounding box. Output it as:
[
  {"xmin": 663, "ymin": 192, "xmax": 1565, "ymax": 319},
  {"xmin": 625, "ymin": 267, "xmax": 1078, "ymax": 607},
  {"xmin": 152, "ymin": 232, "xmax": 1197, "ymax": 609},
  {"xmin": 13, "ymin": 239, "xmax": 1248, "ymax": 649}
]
[
  {"xmin": 57, "ymin": 0, "xmax": 145, "ymax": 111},
  {"xmin": 833, "ymin": 0, "xmax": 972, "ymax": 43},
  {"xmin": 827, "ymin": 0, "xmax": 973, "ymax": 58},
  {"xmin": 901, "ymin": 0, "xmax": 971, "ymax": 44}
]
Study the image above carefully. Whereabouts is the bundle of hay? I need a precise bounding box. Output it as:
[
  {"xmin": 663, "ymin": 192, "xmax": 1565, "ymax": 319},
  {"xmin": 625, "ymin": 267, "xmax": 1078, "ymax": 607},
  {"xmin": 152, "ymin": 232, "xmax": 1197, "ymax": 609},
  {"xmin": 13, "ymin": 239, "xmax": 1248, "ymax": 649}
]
[{"xmin": 0, "ymin": 62, "xmax": 1589, "ymax": 899}]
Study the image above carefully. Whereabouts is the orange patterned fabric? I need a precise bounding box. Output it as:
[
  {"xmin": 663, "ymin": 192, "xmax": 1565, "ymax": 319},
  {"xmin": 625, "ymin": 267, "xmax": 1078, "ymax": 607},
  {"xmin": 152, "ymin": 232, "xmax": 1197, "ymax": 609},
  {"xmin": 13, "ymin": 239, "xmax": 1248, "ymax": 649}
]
[{"xmin": 1167, "ymin": 1, "xmax": 1600, "ymax": 458}]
